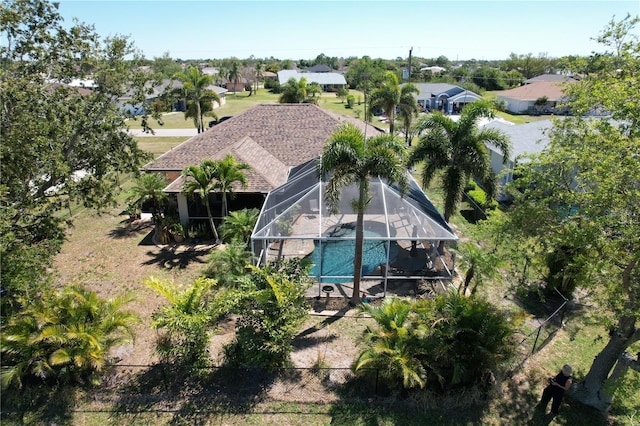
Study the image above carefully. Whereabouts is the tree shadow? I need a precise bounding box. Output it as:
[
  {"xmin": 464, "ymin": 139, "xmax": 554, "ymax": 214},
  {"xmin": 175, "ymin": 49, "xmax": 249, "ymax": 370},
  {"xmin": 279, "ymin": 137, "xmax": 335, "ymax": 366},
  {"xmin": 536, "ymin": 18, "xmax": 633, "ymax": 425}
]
[
  {"xmin": 108, "ymin": 219, "xmax": 154, "ymax": 240},
  {"xmin": 142, "ymin": 246, "xmax": 211, "ymax": 270},
  {"xmin": 0, "ymin": 383, "xmax": 77, "ymax": 425},
  {"xmin": 109, "ymin": 363, "xmax": 275, "ymax": 424}
]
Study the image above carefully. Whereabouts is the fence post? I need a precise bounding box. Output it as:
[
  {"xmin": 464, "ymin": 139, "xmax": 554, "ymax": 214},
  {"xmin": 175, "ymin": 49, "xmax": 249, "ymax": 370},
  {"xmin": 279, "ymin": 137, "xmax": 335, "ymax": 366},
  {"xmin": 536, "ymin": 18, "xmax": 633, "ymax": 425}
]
[{"xmin": 532, "ymin": 325, "xmax": 543, "ymax": 355}]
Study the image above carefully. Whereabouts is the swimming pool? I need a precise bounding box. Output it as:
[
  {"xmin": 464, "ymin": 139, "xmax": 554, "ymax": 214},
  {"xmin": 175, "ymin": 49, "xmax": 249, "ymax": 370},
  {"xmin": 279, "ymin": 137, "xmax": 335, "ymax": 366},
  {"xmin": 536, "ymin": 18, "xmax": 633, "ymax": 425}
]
[{"xmin": 308, "ymin": 226, "xmax": 399, "ymax": 283}]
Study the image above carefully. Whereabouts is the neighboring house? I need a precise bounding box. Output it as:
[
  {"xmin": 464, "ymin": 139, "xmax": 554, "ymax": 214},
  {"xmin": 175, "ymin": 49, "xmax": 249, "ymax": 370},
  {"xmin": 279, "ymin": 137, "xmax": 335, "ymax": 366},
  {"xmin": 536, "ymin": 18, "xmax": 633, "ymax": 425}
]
[
  {"xmin": 118, "ymin": 79, "xmax": 227, "ymax": 115},
  {"xmin": 420, "ymin": 66, "xmax": 446, "ymax": 74},
  {"xmin": 410, "ymin": 83, "xmax": 482, "ymax": 114},
  {"xmin": 277, "ymin": 70, "xmax": 347, "ymax": 92},
  {"xmin": 143, "ymin": 104, "xmax": 382, "ymax": 225},
  {"xmin": 262, "ymin": 71, "xmax": 278, "ymax": 81},
  {"xmin": 480, "ymin": 119, "xmax": 553, "ymax": 192},
  {"xmin": 225, "ymin": 79, "xmax": 248, "ymax": 92},
  {"xmin": 523, "ymin": 73, "xmax": 580, "ymax": 84},
  {"xmin": 496, "ymin": 78, "xmax": 576, "ymax": 115},
  {"xmin": 306, "ymin": 64, "xmax": 333, "ymax": 73}
]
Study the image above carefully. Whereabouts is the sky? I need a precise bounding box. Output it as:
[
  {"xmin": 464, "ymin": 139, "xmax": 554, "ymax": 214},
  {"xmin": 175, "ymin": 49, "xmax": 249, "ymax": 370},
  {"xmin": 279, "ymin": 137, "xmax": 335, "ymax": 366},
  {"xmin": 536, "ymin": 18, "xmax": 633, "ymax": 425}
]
[{"xmin": 55, "ymin": 1, "xmax": 639, "ymax": 61}]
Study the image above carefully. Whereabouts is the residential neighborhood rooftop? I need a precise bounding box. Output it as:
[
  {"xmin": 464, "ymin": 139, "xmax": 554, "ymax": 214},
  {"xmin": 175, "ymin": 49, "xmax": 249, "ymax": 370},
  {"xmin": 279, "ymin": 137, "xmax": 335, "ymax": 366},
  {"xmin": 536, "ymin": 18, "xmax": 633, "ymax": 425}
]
[{"xmin": 144, "ymin": 103, "xmax": 382, "ymax": 193}]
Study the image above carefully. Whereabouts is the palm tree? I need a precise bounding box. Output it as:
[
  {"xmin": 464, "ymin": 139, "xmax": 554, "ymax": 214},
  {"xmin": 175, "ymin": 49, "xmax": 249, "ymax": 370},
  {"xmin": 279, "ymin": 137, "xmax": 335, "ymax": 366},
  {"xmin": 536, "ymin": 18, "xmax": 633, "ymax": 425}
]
[
  {"xmin": 173, "ymin": 66, "xmax": 220, "ymax": 133},
  {"xmin": 408, "ymin": 101, "xmax": 511, "ymax": 223},
  {"xmin": 253, "ymin": 61, "xmax": 264, "ymax": 95},
  {"xmin": 279, "ymin": 77, "xmax": 308, "ymax": 103},
  {"xmin": 145, "ymin": 276, "xmax": 215, "ymax": 365},
  {"xmin": 184, "ymin": 98, "xmax": 217, "ymax": 131},
  {"xmin": 228, "ymin": 60, "xmax": 241, "ymax": 95},
  {"xmin": 319, "ymin": 123, "xmax": 409, "ymax": 305},
  {"xmin": 398, "ymin": 87, "xmax": 420, "ymax": 146},
  {"xmin": 369, "ymin": 71, "xmax": 419, "ymax": 135},
  {"xmin": 182, "ymin": 159, "xmax": 221, "ymax": 243},
  {"xmin": 1, "ymin": 286, "xmax": 138, "ymax": 389},
  {"xmin": 355, "ymin": 297, "xmax": 427, "ymax": 390},
  {"xmin": 128, "ymin": 173, "xmax": 168, "ymax": 226},
  {"xmin": 220, "ymin": 208, "xmax": 260, "ymax": 245},
  {"xmin": 212, "ymin": 154, "xmax": 251, "ymax": 218}
]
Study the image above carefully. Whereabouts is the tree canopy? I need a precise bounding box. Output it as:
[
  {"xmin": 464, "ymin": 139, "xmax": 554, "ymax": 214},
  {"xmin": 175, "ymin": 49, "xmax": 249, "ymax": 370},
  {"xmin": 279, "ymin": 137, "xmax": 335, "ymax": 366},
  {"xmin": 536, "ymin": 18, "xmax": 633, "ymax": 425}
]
[
  {"xmin": 0, "ymin": 0, "xmax": 156, "ymax": 309},
  {"xmin": 497, "ymin": 15, "xmax": 640, "ymax": 411}
]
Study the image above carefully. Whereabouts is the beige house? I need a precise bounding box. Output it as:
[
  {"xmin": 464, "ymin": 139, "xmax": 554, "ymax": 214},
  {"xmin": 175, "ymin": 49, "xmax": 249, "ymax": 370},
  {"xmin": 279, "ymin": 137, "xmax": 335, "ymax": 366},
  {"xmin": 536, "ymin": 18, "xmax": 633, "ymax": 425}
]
[
  {"xmin": 143, "ymin": 103, "xmax": 381, "ymax": 225},
  {"xmin": 496, "ymin": 77, "xmax": 576, "ymax": 114}
]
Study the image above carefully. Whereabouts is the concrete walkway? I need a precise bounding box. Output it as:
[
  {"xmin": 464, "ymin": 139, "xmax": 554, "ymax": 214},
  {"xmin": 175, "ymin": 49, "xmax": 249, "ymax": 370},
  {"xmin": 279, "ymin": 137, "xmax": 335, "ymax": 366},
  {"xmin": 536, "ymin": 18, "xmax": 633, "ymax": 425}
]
[{"xmin": 128, "ymin": 128, "xmax": 197, "ymax": 137}]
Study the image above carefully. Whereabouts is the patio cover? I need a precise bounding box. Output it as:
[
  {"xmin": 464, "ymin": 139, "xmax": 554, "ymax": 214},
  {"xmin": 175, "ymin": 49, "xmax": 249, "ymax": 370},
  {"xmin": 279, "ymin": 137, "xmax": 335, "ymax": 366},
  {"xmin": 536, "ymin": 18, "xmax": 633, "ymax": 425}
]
[{"xmin": 251, "ymin": 158, "xmax": 457, "ymax": 243}]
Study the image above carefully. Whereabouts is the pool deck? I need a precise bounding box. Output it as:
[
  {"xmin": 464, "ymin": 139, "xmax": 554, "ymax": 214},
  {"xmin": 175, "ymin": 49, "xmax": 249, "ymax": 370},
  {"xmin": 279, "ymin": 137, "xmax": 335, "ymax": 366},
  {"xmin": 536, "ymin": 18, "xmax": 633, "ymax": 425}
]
[{"xmin": 263, "ymin": 213, "xmax": 452, "ymax": 299}]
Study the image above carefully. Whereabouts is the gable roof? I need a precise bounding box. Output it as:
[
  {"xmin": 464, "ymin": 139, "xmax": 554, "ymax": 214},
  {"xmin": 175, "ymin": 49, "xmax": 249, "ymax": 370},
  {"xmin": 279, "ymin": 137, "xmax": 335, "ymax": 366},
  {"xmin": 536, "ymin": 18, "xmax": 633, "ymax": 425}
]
[
  {"xmin": 307, "ymin": 64, "xmax": 333, "ymax": 73},
  {"xmin": 145, "ymin": 104, "xmax": 381, "ymax": 192},
  {"xmin": 524, "ymin": 74, "xmax": 579, "ymax": 84},
  {"xmin": 496, "ymin": 80, "xmax": 575, "ymax": 102},
  {"xmin": 410, "ymin": 83, "xmax": 480, "ymax": 101}
]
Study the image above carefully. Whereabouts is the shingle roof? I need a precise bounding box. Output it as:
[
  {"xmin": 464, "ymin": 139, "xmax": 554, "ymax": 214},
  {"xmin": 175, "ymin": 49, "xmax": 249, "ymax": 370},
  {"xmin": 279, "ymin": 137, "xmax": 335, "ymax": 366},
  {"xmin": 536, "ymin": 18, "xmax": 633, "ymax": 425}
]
[
  {"xmin": 144, "ymin": 104, "xmax": 381, "ymax": 192},
  {"xmin": 496, "ymin": 81, "xmax": 575, "ymax": 102},
  {"xmin": 524, "ymin": 74, "xmax": 579, "ymax": 84},
  {"xmin": 481, "ymin": 119, "xmax": 554, "ymax": 158}
]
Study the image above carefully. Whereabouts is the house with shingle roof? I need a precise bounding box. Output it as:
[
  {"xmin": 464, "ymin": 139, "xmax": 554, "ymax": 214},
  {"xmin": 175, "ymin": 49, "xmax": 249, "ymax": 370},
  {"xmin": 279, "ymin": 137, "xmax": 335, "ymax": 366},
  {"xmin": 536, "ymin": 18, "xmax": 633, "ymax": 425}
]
[
  {"xmin": 480, "ymin": 119, "xmax": 554, "ymax": 194},
  {"xmin": 277, "ymin": 70, "xmax": 347, "ymax": 92},
  {"xmin": 496, "ymin": 78, "xmax": 576, "ymax": 115},
  {"xmin": 144, "ymin": 103, "xmax": 382, "ymax": 225},
  {"xmin": 410, "ymin": 83, "xmax": 482, "ymax": 114}
]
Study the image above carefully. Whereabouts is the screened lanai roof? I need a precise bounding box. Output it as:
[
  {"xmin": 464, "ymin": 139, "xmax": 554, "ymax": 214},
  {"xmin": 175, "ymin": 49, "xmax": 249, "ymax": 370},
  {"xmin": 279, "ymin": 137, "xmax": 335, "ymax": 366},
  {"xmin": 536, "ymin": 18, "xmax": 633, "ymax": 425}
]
[{"xmin": 252, "ymin": 158, "xmax": 457, "ymax": 242}]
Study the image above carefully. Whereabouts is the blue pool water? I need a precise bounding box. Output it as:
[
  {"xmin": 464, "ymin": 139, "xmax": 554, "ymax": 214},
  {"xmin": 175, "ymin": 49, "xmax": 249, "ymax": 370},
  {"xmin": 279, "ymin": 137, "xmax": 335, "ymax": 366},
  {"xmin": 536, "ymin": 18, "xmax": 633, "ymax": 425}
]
[{"xmin": 308, "ymin": 228, "xmax": 399, "ymax": 283}]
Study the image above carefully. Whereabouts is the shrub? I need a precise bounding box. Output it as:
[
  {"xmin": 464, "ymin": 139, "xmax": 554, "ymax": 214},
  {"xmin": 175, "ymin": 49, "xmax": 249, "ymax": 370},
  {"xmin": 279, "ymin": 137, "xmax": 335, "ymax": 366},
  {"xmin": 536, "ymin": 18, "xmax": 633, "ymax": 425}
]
[
  {"xmin": 1, "ymin": 286, "xmax": 138, "ymax": 389},
  {"xmin": 222, "ymin": 260, "xmax": 311, "ymax": 368},
  {"xmin": 346, "ymin": 95, "xmax": 355, "ymax": 109}
]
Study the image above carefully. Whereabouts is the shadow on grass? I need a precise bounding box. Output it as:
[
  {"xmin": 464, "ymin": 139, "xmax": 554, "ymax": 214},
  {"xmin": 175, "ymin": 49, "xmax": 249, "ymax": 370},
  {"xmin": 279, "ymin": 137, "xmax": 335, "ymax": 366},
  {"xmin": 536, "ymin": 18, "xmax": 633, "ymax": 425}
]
[
  {"xmin": 1, "ymin": 383, "xmax": 77, "ymax": 425},
  {"xmin": 484, "ymin": 371, "xmax": 608, "ymax": 426},
  {"xmin": 109, "ymin": 364, "xmax": 275, "ymax": 425},
  {"xmin": 142, "ymin": 246, "xmax": 211, "ymax": 270},
  {"xmin": 108, "ymin": 219, "xmax": 154, "ymax": 240}
]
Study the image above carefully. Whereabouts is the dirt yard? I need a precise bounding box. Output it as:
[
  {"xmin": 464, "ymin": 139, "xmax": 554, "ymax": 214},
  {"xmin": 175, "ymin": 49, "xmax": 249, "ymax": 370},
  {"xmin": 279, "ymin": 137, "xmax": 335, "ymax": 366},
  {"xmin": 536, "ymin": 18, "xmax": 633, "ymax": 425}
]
[{"xmin": 53, "ymin": 206, "xmax": 374, "ymax": 369}]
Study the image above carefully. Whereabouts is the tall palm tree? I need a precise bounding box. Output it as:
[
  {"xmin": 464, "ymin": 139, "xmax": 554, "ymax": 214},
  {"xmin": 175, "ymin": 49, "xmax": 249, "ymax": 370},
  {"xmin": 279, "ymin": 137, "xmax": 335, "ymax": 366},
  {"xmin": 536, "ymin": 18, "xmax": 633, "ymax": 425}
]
[
  {"xmin": 408, "ymin": 101, "xmax": 511, "ymax": 223},
  {"xmin": 253, "ymin": 61, "xmax": 264, "ymax": 95},
  {"xmin": 228, "ymin": 60, "xmax": 241, "ymax": 95},
  {"xmin": 182, "ymin": 159, "xmax": 221, "ymax": 243},
  {"xmin": 184, "ymin": 98, "xmax": 217, "ymax": 131},
  {"xmin": 212, "ymin": 154, "xmax": 251, "ymax": 218},
  {"xmin": 319, "ymin": 124, "xmax": 409, "ymax": 305},
  {"xmin": 369, "ymin": 71, "xmax": 419, "ymax": 135},
  {"xmin": 173, "ymin": 66, "xmax": 220, "ymax": 133},
  {"xmin": 398, "ymin": 88, "xmax": 420, "ymax": 146},
  {"xmin": 128, "ymin": 173, "xmax": 168, "ymax": 226}
]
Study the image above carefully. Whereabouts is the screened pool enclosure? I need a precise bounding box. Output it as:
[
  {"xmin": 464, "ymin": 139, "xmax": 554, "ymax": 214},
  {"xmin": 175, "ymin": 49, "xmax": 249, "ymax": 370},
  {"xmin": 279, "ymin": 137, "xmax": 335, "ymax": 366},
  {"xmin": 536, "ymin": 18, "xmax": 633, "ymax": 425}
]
[{"xmin": 251, "ymin": 159, "xmax": 459, "ymax": 298}]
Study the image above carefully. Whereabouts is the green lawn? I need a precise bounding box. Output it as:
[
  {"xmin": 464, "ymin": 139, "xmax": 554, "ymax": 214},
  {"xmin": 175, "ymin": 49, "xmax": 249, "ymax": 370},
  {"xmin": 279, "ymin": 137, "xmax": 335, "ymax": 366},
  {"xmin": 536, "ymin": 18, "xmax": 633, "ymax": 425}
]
[{"xmin": 135, "ymin": 136, "xmax": 189, "ymax": 157}]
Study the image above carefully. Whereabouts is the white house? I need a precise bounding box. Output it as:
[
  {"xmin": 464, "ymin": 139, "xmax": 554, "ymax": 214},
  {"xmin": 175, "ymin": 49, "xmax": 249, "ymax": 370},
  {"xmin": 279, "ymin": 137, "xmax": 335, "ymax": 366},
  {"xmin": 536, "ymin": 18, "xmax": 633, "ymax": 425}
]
[
  {"xmin": 480, "ymin": 119, "xmax": 553, "ymax": 190},
  {"xmin": 277, "ymin": 70, "xmax": 347, "ymax": 92}
]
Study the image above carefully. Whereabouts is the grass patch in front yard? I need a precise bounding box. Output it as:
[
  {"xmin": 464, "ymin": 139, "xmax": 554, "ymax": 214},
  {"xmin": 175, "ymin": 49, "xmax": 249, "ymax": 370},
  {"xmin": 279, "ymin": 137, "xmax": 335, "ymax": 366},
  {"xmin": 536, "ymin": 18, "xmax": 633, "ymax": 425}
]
[{"xmin": 135, "ymin": 136, "xmax": 189, "ymax": 157}]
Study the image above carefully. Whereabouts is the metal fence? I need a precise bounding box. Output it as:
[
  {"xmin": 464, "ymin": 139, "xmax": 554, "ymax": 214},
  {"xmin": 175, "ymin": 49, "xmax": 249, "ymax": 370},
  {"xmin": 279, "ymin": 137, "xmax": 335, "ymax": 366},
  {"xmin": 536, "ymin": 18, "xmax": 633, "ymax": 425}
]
[{"xmin": 507, "ymin": 289, "xmax": 569, "ymax": 375}]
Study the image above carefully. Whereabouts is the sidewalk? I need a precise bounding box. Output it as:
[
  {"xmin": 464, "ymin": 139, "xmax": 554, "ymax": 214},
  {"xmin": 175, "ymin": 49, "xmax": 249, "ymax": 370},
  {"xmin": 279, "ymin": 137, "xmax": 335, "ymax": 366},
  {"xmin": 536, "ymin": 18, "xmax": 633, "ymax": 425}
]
[{"xmin": 128, "ymin": 128, "xmax": 197, "ymax": 137}]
